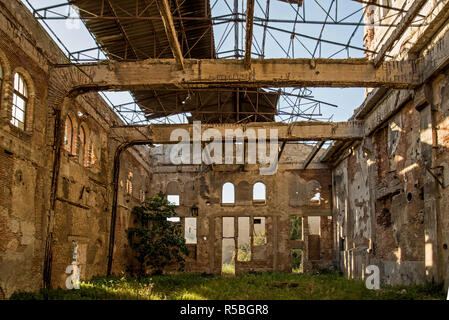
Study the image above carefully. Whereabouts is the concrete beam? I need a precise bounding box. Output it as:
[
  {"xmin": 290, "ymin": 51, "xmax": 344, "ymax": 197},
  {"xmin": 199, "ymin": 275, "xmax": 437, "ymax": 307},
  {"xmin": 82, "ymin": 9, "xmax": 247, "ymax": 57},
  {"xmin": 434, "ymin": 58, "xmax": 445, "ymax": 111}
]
[
  {"xmin": 110, "ymin": 121, "xmax": 365, "ymax": 145},
  {"xmin": 55, "ymin": 58, "xmax": 420, "ymax": 93},
  {"xmin": 373, "ymin": 0, "xmax": 427, "ymax": 67},
  {"xmin": 155, "ymin": 0, "xmax": 184, "ymax": 70}
]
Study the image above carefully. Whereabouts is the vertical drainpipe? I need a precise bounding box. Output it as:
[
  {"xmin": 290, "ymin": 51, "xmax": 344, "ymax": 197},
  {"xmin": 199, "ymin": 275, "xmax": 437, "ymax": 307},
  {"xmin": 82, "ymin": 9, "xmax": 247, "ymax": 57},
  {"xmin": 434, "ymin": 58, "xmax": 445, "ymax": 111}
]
[
  {"xmin": 106, "ymin": 143, "xmax": 126, "ymax": 276},
  {"xmin": 44, "ymin": 97, "xmax": 70, "ymax": 289}
]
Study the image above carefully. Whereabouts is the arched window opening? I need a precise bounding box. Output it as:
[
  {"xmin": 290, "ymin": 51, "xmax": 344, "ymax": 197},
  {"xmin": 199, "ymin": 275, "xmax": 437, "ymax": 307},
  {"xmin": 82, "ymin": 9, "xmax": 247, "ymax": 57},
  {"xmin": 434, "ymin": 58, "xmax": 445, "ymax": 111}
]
[
  {"xmin": 307, "ymin": 180, "xmax": 322, "ymax": 206},
  {"xmin": 253, "ymin": 182, "xmax": 266, "ymax": 203},
  {"xmin": 310, "ymin": 192, "xmax": 321, "ymax": 204},
  {"xmin": 89, "ymin": 141, "xmax": 96, "ymax": 166},
  {"xmin": 126, "ymin": 171, "xmax": 133, "ymax": 195},
  {"xmin": 79, "ymin": 125, "xmax": 86, "ymax": 162},
  {"xmin": 166, "ymin": 181, "xmax": 180, "ymax": 206},
  {"xmin": 78, "ymin": 124, "xmax": 90, "ymax": 167},
  {"xmin": 222, "ymin": 182, "xmax": 235, "ymax": 204},
  {"xmin": 11, "ymin": 73, "xmax": 28, "ymax": 130},
  {"xmin": 64, "ymin": 116, "xmax": 74, "ymax": 153}
]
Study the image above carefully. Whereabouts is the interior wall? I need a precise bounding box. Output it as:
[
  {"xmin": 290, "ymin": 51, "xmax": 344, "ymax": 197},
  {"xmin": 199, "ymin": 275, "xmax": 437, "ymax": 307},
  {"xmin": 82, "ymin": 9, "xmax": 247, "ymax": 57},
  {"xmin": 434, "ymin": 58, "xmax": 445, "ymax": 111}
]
[
  {"xmin": 0, "ymin": 0, "xmax": 152, "ymax": 296},
  {"xmin": 146, "ymin": 166, "xmax": 334, "ymax": 274}
]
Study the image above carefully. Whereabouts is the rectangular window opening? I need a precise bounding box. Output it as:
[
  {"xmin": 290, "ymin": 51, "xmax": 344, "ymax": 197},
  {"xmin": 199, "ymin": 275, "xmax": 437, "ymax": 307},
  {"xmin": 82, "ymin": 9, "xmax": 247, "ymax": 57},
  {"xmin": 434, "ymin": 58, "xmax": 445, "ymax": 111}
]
[
  {"xmin": 167, "ymin": 194, "xmax": 180, "ymax": 206},
  {"xmin": 308, "ymin": 216, "xmax": 321, "ymax": 236},
  {"xmin": 290, "ymin": 216, "xmax": 303, "ymax": 241},
  {"xmin": 253, "ymin": 217, "xmax": 266, "ymax": 246},
  {"xmin": 291, "ymin": 249, "xmax": 303, "ymax": 273},
  {"xmin": 237, "ymin": 217, "xmax": 251, "ymax": 262},
  {"xmin": 185, "ymin": 217, "xmax": 197, "ymax": 244}
]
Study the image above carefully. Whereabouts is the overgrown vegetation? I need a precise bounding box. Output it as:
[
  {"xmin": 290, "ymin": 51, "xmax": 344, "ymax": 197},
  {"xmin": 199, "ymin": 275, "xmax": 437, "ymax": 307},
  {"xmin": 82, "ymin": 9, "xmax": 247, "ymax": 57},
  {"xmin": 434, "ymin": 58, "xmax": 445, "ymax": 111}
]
[
  {"xmin": 291, "ymin": 249, "xmax": 303, "ymax": 273},
  {"xmin": 237, "ymin": 243, "xmax": 251, "ymax": 262},
  {"xmin": 221, "ymin": 263, "xmax": 235, "ymax": 275},
  {"xmin": 126, "ymin": 192, "xmax": 188, "ymax": 275},
  {"xmin": 11, "ymin": 272, "xmax": 445, "ymax": 300}
]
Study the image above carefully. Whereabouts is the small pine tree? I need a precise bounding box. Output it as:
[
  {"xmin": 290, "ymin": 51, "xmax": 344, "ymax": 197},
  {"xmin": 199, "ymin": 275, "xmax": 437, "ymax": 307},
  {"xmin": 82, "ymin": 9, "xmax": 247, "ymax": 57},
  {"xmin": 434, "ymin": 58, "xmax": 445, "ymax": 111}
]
[{"xmin": 127, "ymin": 191, "xmax": 188, "ymax": 275}]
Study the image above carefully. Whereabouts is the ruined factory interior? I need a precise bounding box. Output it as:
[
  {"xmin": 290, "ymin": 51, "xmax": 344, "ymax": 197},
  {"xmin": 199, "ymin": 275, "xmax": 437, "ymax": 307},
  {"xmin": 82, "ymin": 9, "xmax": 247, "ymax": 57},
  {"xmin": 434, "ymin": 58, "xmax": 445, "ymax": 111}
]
[{"xmin": 0, "ymin": 0, "xmax": 449, "ymax": 299}]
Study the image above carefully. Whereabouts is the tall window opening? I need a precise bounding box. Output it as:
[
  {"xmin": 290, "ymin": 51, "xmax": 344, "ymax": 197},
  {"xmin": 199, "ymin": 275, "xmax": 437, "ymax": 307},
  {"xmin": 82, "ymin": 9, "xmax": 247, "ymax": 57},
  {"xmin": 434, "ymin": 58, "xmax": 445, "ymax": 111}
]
[
  {"xmin": 11, "ymin": 73, "xmax": 28, "ymax": 130},
  {"xmin": 222, "ymin": 182, "xmax": 235, "ymax": 204},
  {"xmin": 222, "ymin": 217, "xmax": 235, "ymax": 275},
  {"xmin": 79, "ymin": 123, "xmax": 90, "ymax": 167},
  {"xmin": 308, "ymin": 216, "xmax": 321, "ymax": 235},
  {"xmin": 237, "ymin": 217, "xmax": 251, "ymax": 262},
  {"xmin": 253, "ymin": 182, "xmax": 266, "ymax": 203},
  {"xmin": 166, "ymin": 181, "xmax": 180, "ymax": 206},
  {"xmin": 126, "ymin": 171, "xmax": 133, "ymax": 195},
  {"xmin": 79, "ymin": 125, "xmax": 86, "ymax": 162},
  {"xmin": 185, "ymin": 217, "xmax": 197, "ymax": 244},
  {"xmin": 253, "ymin": 217, "xmax": 267, "ymax": 245},
  {"xmin": 64, "ymin": 115, "xmax": 74, "ymax": 153}
]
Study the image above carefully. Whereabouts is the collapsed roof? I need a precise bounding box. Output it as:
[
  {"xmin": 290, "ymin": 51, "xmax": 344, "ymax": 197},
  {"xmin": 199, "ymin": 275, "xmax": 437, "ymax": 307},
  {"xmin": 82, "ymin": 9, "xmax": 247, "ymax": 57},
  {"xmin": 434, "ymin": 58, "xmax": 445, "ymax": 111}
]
[{"xmin": 72, "ymin": 0, "xmax": 280, "ymax": 123}]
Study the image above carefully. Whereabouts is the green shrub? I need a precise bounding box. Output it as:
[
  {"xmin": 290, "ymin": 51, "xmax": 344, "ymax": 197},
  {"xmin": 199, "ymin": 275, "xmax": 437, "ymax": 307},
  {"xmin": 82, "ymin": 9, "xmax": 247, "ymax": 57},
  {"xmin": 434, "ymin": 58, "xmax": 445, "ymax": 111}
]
[{"xmin": 127, "ymin": 192, "xmax": 188, "ymax": 276}]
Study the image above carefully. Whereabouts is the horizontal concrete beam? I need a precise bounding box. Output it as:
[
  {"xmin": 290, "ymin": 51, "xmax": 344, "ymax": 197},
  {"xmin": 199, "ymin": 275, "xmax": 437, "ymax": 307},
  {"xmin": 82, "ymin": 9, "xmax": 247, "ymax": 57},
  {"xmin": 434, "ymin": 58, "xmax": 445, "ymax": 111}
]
[
  {"xmin": 110, "ymin": 121, "xmax": 365, "ymax": 145},
  {"xmin": 53, "ymin": 58, "xmax": 420, "ymax": 93}
]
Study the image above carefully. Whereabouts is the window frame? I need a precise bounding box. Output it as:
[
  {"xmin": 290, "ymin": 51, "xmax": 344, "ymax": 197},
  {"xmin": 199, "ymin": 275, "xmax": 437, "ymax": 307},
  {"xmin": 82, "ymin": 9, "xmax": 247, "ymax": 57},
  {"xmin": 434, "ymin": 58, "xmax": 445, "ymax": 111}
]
[{"xmin": 11, "ymin": 72, "xmax": 28, "ymax": 130}]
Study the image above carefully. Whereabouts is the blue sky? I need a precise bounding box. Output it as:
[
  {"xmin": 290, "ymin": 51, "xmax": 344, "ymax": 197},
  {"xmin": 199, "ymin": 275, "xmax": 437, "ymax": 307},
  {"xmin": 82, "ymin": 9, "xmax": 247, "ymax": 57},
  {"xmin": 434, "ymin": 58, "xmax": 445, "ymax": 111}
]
[{"xmin": 23, "ymin": 0, "xmax": 366, "ymax": 123}]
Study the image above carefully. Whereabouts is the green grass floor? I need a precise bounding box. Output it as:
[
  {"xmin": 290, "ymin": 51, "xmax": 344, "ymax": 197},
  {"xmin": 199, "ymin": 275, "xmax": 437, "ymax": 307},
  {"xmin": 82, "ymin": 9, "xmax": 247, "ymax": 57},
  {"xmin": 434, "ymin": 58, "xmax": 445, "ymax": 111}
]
[{"xmin": 11, "ymin": 272, "xmax": 445, "ymax": 300}]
